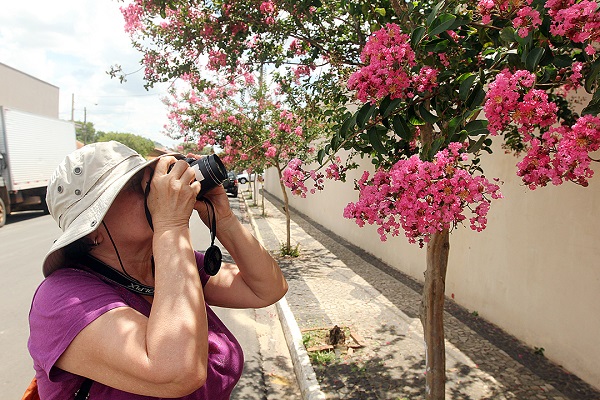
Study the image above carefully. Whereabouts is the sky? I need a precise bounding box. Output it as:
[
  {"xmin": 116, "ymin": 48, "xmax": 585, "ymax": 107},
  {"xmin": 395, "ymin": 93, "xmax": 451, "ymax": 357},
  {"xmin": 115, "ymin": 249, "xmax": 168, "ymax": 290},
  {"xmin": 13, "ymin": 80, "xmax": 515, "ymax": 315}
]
[{"xmin": 0, "ymin": 0, "xmax": 180, "ymax": 148}]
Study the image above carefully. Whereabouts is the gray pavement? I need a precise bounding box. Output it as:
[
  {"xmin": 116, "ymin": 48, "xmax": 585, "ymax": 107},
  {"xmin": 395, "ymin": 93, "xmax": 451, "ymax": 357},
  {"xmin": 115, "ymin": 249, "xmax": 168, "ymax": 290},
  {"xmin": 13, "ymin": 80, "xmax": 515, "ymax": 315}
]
[{"xmin": 242, "ymin": 189, "xmax": 600, "ymax": 400}]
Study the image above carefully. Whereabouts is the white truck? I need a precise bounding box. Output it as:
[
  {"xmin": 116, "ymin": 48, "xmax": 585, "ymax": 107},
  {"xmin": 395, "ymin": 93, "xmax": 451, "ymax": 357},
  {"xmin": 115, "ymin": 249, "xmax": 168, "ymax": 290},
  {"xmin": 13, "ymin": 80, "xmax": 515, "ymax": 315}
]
[{"xmin": 0, "ymin": 107, "xmax": 76, "ymax": 227}]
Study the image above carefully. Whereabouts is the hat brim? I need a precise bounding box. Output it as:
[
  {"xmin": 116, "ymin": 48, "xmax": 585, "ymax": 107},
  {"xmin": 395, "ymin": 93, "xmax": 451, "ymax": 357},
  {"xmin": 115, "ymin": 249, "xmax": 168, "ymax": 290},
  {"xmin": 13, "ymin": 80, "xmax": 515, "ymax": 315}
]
[{"xmin": 42, "ymin": 154, "xmax": 177, "ymax": 277}]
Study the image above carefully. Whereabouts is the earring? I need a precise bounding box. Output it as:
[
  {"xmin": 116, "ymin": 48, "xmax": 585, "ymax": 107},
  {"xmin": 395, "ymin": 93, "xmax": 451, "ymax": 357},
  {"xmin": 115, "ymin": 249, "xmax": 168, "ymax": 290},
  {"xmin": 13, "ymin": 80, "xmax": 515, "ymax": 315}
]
[{"xmin": 93, "ymin": 238, "xmax": 99, "ymax": 246}]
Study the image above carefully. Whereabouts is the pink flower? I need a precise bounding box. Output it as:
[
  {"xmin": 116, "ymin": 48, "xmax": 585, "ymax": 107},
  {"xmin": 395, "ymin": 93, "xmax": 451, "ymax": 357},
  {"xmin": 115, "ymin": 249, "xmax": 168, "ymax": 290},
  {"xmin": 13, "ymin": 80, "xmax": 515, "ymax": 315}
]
[
  {"xmin": 265, "ymin": 146, "xmax": 277, "ymax": 158},
  {"xmin": 259, "ymin": 1, "xmax": 276, "ymax": 14},
  {"xmin": 347, "ymin": 24, "xmax": 417, "ymax": 102},
  {"xmin": 517, "ymin": 115, "xmax": 600, "ymax": 188},
  {"xmin": 513, "ymin": 6, "xmax": 542, "ymax": 38},
  {"xmin": 546, "ymin": 0, "xmax": 600, "ymax": 44},
  {"xmin": 343, "ymin": 144, "xmax": 502, "ymax": 245},
  {"xmin": 484, "ymin": 69, "xmax": 558, "ymax": 136},
  {"xmin": 282, "ymin": 158, "xmax": 309, "ymax": 197}
]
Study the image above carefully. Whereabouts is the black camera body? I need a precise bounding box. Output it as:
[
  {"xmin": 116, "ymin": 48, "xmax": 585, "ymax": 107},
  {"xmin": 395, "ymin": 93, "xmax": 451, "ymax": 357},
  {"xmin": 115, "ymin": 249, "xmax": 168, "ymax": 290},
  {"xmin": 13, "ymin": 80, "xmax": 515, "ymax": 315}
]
[{"xmin": 173, "ymin": 154, "xmax": 228, "ymax": 199}]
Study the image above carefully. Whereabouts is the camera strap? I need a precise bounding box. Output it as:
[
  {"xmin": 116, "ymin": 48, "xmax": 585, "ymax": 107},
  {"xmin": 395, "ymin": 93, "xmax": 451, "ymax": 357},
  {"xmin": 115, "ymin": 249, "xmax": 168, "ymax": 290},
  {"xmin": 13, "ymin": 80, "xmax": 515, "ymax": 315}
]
[
  {"xmin": 202, "ymin": 198, "xmax": 222, "ymax": 276},
  {"xmin": 83, "ymin": 255, "xmax": 155, "ymax": 296}
]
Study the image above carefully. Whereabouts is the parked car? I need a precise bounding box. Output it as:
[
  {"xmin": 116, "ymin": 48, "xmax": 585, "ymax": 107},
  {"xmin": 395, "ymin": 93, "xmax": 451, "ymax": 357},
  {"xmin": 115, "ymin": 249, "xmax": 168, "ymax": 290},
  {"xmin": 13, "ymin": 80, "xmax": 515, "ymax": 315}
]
[
  {"xmin": 222, "ymin": 171, "xmax": 239, "ymax": 197},
  {"xmin": 236, "ymin": 170, "xmax": 256, "ymax": 184}
]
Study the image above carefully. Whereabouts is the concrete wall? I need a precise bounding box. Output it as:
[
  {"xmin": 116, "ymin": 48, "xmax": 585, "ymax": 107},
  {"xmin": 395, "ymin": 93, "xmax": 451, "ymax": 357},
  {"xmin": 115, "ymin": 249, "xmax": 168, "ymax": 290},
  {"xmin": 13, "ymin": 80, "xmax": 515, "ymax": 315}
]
[
  {"xmin": 264, "ymin": 143, "xmax": 600, "ymax": 390},
  {"xmin": 0, "ymin": 63, "xmax": 59, "ymax": 118}
]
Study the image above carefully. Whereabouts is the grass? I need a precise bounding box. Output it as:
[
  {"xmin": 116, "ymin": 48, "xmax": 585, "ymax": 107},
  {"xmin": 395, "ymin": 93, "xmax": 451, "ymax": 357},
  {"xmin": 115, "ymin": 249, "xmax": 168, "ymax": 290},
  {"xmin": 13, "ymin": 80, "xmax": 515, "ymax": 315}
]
[{"xmin": 280, "ymin": 242, "xmax": 300, "ymax": 257}]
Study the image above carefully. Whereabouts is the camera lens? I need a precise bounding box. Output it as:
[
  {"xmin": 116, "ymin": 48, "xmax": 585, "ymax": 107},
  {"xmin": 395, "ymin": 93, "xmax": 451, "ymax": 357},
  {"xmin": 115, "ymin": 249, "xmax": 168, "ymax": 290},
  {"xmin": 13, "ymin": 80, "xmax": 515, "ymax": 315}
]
[{"xmin": 187, "ymin": 154, "xmax": 228, "ymax": 199}]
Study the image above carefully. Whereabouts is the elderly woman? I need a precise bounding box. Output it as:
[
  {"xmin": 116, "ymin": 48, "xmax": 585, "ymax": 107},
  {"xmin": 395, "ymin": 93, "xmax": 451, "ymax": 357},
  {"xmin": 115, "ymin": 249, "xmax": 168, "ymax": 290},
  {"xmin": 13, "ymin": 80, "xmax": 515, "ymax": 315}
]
[{"xmin": 27, "ymin": 141, "xmax": 288, "ymax": 399}]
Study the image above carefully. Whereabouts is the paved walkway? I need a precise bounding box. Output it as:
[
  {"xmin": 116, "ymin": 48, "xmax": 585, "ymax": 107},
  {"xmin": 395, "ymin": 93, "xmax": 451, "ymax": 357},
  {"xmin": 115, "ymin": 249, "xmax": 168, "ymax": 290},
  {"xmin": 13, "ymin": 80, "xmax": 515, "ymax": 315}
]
[{"xmin": 242, "ymin": 190, "xmax": 600, "ymax": 400}]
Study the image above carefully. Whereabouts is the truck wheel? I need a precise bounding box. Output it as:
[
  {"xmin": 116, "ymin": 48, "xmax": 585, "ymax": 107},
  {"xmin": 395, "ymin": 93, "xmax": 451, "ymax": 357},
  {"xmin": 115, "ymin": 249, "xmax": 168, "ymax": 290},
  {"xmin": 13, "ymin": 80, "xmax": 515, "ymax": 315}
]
[{"xmin": 0, "ymin": 197, "xmax": 6, "ymax": 228}]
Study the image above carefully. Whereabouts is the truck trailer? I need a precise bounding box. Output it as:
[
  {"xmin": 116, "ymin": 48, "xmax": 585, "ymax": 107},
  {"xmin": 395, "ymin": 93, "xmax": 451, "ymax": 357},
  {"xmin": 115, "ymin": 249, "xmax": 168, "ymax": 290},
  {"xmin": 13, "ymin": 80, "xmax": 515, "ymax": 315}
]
[{"xmin": 0, "ymin": 107, "xmax": 76, "ymax": 227}]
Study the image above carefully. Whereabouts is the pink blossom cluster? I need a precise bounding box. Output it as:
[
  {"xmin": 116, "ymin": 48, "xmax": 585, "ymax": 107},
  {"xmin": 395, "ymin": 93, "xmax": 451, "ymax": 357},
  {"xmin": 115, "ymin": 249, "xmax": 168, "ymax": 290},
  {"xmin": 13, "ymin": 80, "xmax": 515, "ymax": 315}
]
[
  {"xmin": 546, "ymin": 0, "xmax": 600, "ymax": 53},
  {"xmin": 208, "ymin": 50, "xmax": 227, "ymax": 70},
  {"xmin": 289, "ymin": 39, "xmax": 307, "ymax": 55},
  {"xmin": 484, "ymin": 69, "xmax": 558, "ymax": 136},
  {"xmin": 347, "ymin": 24, "xmax": 420, "ymax": 103},
  {"xmin": 282, "ymin": 158, "xmax": 309, "ymax": 197},
  {"xmin": 477, "ymin": 0, "xmax": 529, "ymax": 24},
  {"xmin": 293, "ymin": 65, "xmax": 315, "ymax": 81},
  {"xmin": 259, "ymin": 1, "xmax": 276, "ymax": 14},
  {"xmin": 230, "ymin": 22, "xmax": 248, "ymax": 35},
  {"xmin": 517, "ymin": 115, "xmax": 600, "ymax": 188},
  {"xmin": 121, "ymin": 1, "xmax": 144, "ymax": 34},
  {"xmin": 324, "ymin": 159, "xmax": 351, "ymax": 182},
  {"xmin": 513, "ymin": 6, "xmax": 542, "ymax": 38},
  {"xmin": 262, "ymin": 141, "xmax": 277, "ymax": 158},
  {"xmin": 282, "ymin": 160, "xmax": 328, "ymax": 196},
  {"xmin": 412, "ymin": 67, "xmax": 440, "ymax": 94},
  {"xmin": 343, "ymin": 143, "xmax": 502, "ymax": 245}
]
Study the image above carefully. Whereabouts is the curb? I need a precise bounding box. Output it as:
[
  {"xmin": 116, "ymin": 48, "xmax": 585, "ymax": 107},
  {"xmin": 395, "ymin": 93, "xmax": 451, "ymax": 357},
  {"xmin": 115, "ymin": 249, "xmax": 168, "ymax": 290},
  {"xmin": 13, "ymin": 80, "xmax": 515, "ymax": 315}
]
[{"xmin": 242, "ymin": 194, "xmax": 326, "ymax": 400}]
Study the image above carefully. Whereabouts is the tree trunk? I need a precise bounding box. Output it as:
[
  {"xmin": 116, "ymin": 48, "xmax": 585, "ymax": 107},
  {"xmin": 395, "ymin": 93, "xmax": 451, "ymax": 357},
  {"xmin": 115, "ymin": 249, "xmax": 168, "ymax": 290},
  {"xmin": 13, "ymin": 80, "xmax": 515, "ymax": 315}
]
[
  {"xmin": 260, "ymin": 180, "xmax": 265, "ymax": 216},
  {"xmin": 276, "ymin": 166, "xmax": 292, "ymax": 250},
  {"xmin": 420, "ymin": 229, "xmax": 450, "ymax": 400}
]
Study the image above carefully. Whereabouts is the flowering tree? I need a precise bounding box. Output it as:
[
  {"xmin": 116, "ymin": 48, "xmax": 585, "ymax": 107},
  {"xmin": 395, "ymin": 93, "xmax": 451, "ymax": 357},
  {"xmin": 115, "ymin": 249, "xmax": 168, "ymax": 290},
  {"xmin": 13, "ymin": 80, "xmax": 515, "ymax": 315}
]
[
  {"xmin": 118, "ymin": 0, "xmax": 600, "ymax": 397},
  {"xmin": 159, "ymin": 70, "xmax": 325, "ymax": 252}
]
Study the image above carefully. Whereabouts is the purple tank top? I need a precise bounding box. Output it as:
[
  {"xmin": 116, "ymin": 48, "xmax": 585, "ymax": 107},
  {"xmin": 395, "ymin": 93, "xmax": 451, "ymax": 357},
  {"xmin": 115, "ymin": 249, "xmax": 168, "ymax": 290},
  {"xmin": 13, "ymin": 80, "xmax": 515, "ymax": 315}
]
[{"xmin": 28, "ymin": 251, "xmax": 243, "ymax": 399}]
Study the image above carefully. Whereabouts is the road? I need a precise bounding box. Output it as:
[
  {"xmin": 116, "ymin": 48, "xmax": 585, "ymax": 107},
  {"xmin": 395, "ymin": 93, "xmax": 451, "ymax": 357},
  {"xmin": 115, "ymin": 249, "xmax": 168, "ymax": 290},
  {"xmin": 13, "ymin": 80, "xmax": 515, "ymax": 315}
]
[{"xmin": 0, "ymin": 195, "xmax": 299, "ymax": 399}]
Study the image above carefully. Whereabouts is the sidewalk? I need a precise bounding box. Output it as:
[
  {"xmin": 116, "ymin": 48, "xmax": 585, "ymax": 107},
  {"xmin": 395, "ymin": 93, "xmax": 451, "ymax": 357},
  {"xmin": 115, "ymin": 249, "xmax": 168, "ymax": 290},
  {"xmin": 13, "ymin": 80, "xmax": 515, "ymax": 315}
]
[{"xmin": 242, "ymin": 190, "xmax": 600, "ymax": 400}]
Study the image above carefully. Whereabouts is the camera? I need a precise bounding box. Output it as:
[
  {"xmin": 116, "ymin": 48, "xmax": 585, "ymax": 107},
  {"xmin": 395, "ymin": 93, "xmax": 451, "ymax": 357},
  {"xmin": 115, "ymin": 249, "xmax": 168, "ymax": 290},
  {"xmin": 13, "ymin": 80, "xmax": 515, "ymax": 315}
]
[{"xmin": 171, "ymin": 154, "xmax": 228, "ymax": 199}]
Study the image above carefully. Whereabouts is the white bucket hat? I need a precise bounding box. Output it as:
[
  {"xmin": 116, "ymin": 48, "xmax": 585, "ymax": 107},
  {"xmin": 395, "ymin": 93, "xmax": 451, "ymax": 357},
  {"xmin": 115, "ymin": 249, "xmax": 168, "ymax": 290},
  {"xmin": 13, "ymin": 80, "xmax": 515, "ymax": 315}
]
[{"xmin": 43, "ymin": 141, "xmax": 175, "ymax": 277}]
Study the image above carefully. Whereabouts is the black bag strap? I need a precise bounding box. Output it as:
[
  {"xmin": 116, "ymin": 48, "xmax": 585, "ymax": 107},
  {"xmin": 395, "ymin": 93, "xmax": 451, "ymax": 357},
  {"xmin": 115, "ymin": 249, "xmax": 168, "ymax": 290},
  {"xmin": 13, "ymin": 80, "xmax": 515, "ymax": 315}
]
[{"xmin": 74, "ymin": 378, "xmax": 93, "ymax": 399}]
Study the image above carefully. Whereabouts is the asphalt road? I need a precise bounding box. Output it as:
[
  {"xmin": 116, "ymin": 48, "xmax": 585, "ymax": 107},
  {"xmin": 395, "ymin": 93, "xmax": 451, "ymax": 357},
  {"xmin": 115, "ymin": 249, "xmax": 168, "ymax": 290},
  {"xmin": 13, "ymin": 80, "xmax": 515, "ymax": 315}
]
[{"xmin": 0, "ymin": 194, "xmax": 298, "ymax": 399}]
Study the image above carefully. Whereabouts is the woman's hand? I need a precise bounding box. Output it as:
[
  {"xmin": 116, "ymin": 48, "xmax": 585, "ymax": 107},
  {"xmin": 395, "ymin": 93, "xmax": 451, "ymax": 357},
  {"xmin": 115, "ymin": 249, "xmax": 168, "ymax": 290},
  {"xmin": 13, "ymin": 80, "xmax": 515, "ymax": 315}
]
[
  {"xmin": 145, "ymin": 156, "xmax": 201, "ymax": 232},
  {"xmin": 184, "ymin": 153, "xmax": 235, "ymax": 228}
]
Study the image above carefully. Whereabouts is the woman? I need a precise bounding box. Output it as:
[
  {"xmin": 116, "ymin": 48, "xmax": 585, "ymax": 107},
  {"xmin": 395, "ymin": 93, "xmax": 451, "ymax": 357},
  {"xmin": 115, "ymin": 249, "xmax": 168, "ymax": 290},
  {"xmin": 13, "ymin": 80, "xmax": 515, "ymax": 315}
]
[{"xmin": 28, "ymin": 141, "xmax": 288, "ymax": 399}]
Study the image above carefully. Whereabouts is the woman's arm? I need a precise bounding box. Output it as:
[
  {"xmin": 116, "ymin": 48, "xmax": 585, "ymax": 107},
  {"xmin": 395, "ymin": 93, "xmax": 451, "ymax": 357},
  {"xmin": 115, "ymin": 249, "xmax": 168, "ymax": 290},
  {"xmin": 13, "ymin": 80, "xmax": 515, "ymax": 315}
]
[{"xmin": 195, "ymin": 185, "xmax": 288, "ymax": 309}]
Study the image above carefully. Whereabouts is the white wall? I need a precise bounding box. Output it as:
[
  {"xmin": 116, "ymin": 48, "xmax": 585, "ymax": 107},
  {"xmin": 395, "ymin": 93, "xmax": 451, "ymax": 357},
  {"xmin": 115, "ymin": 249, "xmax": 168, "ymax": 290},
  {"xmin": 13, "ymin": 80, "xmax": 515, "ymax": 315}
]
[{"xmin": 264, "ymin": 144, "xmax": 600, "ymax": 390}]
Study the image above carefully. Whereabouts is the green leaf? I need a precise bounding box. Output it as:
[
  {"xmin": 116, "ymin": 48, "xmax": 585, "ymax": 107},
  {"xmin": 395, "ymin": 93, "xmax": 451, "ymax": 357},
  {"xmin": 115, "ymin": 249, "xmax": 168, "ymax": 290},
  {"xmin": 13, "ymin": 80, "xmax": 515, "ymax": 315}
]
[
  {"xmin": 429, "ymin": 137, "xmax": 444, "ymax": 159},
  {"xmin": 433, "ymin": 39, "xmax": 450, "ymax": 53},
  {"xmin": 429, "ymin": 14, "xmax": 457, "ymax": 36},
  {"xmin": 408, "ymin": 113, "xmax": 426, "ymax": 126},
  {"xmin": 500, "ymin": 27, "xmax": 516, "ymax": 43},
  {"xmin": 317, "ymin": 148, "xmax": 326, "ymax": 165},
  {"xmin": 585, "ymin": 58, "xmax": 600, "ymax": 93},
  {"xmin": 411, "ymin": 26, "xmax": 427, "ymax": 48},
  {"xmin": 374, "ymin": 7, "xmax": 386, "ymax": 16},
  {"xmin": 459, "ymin": 74, "xmax": 477, "ymax": 101},
  {"xmin": 553, "ymin": 55, "xmax": 573, "ymax": 68},
  {"xmin": 427, "ymin": 1, "xmax": 445, "ymax": 27},
  {"xmin": 368, "ymin": 126, "xmax": 387, "ymax": 154},
  {"xmin": 525, "ymin": 47, "xmax": 545, "ymax": 71},
  {"xmin": 466, "ymin": 83, "xmax": 486, "ymax": 110},
  {"xmin": 380, "ymin": 97, "xmax": 402, "ymax": 118},
  {"xmin": 419, "ymin": 103, "xmax": 439, "ymax": 124},
  {"xmin": 356, "ymin": 103, "xmax": 377, "ymax": 128},
  {"xmin": 467, "ymin": 135, "xmax": 487, "ymax": 153},
  {"xmin": 448, "ymin": 115, "xmax": 464, "ymax": 136},
  {"xmin": 340, "ymin": 114, "xmax": 356, "ymax": 138},
  {"xmin": 332, "ymin": 133, "xmax": 340, "ymax": 149},
  {"xmin": 582, "ymin": 89, "xmax": 600, "ymax": 115},
  {"xmin": 464, "ymin": 119, "xmax": 489, "ymax": 136},
  {"xmin": 392, "ymin": 115, "xmax": 412, "ymax": 141}
]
